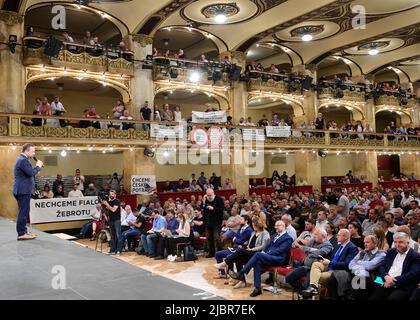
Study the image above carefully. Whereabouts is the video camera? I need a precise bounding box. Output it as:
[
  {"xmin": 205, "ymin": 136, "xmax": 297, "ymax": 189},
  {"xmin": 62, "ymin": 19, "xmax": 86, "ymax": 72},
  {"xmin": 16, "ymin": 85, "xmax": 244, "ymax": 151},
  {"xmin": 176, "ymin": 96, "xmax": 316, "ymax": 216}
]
[{"xmin": 98, "ymin": 191, "xmax": 110, "ymax": 203}]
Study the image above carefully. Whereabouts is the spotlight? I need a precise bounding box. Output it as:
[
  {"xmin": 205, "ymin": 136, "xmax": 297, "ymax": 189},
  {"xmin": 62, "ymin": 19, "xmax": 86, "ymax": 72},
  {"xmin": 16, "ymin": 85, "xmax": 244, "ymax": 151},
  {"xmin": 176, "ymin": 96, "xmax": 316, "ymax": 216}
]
[
  {"xmin": 144, "ymin": 148, "xmax": 155, "ymax": 157},
  {"xmin": 318, "ymin": 150, "xmax": 327, "ymax": 158},
  {"xmin": 189, "ymin": 71, "xmax": 200, "ymax": 83},
  {"xmin": 163, "ymin": 151, "xmax": 169, "ymax": 157},
  {"xmin": 302, "ymin": 34, "xmax": 313, "ymax": 42},
  {"xmin": 368, "ymin": 49, "xmax": 379, "ymax": 56},
  {"xmin": 60, "ymin": 150, "xmax": 67, "ymax": 157},
  {"xmin": 214, "ymin": 14, "xmax": 227, "ymax": 24}
]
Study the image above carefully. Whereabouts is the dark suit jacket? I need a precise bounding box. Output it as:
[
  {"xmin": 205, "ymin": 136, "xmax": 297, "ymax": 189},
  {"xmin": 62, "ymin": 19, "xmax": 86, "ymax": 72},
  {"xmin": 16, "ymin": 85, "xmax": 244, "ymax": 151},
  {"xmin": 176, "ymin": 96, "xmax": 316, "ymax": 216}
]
[
  {"xmin": 380, "ymin": 248, "xmax": 420, "ymax": 292},
  {"xmin": 13, "ymin": 154, "xmax": 40, "ymax": 195},
  {"xmin": 329, "ymin": 241, "xmax": 359, "ymax": 270},
  {"xmin": 202, "ymin": 195, "xmax": 224, "ymax": 228},
  {"xmin": 264, "ymin": 232, "xmax": 293, "ymax": 265}
]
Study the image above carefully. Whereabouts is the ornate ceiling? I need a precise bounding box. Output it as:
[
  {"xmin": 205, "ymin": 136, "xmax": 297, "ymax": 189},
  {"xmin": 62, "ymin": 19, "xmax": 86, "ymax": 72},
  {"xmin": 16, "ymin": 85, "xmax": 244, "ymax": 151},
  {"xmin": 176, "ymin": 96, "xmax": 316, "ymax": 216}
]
[{"xmin": 3, "ymin": 0, "xmax": 420, "ymax": 81}]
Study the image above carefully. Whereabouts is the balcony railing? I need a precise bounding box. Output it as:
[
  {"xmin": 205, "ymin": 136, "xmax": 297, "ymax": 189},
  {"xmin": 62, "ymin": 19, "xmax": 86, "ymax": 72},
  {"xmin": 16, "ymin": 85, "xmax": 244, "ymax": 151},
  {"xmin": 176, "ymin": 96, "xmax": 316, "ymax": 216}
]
[
  {"xmin": 247, "ymin": 71, "xmax": 307, "ymax": 95},
  {"xmin": 0, "ymin": 113, "xmax": 419, "ymax": 150},
  {"xmin": 23, "ymin": 37, "xmax": 134, "ymax": 76}
]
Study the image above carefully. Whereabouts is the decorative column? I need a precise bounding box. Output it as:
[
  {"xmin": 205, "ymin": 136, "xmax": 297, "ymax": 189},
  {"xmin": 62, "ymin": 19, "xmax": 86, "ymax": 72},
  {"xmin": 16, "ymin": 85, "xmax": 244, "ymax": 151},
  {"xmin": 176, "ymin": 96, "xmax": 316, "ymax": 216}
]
[
  {"xmin": 294, "ymin": 152, "xmax": 321, "ymax": 191},
  {"xmin": 130, "ymin": 34, "xmax": 154, "ymax": 119},
  {"xmin": 302, "ymin": 90, "xmax": 318, "ymax": 125},
  {"xmin": 221, "ymin": 161, "xmax": 249, "ymax": 198},
  {"xmin": 123, "ymin": 148, "xmax": 156, "ymax": 202},
  {"xmin": 226, "ymin": 51, "xmax": 247, "ymax": 122},
  {"xmin": 0, "ymin": 11, "xmax": 25, "ymax": 114},
  {"xmin": 0, "ymin": 147, "xmax": 20, "ymax": 219},
  {"xmin": 353, "ymin": 153, "xmax": 379, "ymax": 187}
]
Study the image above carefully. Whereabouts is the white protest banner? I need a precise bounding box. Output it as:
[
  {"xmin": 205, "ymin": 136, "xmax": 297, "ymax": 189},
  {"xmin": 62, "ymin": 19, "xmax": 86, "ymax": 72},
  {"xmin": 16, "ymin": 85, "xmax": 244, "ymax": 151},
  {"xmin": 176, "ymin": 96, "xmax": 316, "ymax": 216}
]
[
  {"xmin": 29, "ymin": 196, "xmax": 99, "ymax": 224},
  {"xmin": 191, "ymin": 111, "xmax": 227, "ymax": 123},
  {"xmin": 150, "ymin": 124, "xmax": 184, "ymax": 139},
  {"xmin": 242, "ymin": 128, "xmax": 266, "ymax": 141},
  {"xmin": 131, "ymin": 175, "xmax": 157, "ymax": 194},
  {"xmin": 265, "ymin": 126, "xmax": 291, "ymax": 137}
]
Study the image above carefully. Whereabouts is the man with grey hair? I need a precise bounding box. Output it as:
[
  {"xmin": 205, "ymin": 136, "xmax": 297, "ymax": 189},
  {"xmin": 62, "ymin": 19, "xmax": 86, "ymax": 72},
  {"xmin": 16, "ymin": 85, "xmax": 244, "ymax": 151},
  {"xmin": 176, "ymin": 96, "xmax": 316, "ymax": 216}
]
[
  {"xmin": 286, "ymin": 228, "xmax": 333, "ymax": 298},
  {"xmin": 202, "ymin": 188, "xmax": 224, "ymax": 258},
  {"xmin": 370, "ymin": 232, "xmax": 420, "ymax": 300},
  {"xmin": 302, "ymin": 228, "xmax": 358, "ymax": 298},
  {"xmin": 326, "ymin": 235, "xmax": 386, "ymax": 300},
  {"xmin": 281, "ymin": 214, "xmax": 297, "ymax": 240}
]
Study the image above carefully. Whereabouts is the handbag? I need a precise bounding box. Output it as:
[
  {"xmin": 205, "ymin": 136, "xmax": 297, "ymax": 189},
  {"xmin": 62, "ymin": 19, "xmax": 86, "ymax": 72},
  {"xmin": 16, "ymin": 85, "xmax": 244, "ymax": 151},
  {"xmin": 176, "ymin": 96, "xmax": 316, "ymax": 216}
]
[{"xmin": 182, "ymin": 245, "xmax": 198, "ymax": 261}]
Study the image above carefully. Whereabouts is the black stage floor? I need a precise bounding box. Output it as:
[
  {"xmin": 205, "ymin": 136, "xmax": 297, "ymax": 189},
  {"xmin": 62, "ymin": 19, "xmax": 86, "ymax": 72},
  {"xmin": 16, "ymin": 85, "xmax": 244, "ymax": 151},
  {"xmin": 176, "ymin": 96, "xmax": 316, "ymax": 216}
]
[{"xmin": 0, "ymin": 218, "xmax": 220, "ymax": 300}]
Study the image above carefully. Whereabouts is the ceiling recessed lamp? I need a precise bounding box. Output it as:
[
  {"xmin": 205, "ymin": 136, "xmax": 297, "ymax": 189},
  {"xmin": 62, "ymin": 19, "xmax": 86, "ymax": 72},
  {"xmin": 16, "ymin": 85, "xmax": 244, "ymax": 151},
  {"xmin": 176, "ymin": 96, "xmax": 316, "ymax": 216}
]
[
  {"xmin": 60, "ymin": 150, "xmax": 67, "ymax": 157},
  {"xmin": 214, "ymin": 14, "xmax": 227, "ymax": 24},
  {"xmin": 189, "ymin": 71, "xmax": 200, "ymax": 83},
  {"xmin": 302, "ymin": 34, "xmax": 313, "ymax": 42},
  {"xmin": 368, "ymin": 49, "xmax": 379, "ymax": 56}
]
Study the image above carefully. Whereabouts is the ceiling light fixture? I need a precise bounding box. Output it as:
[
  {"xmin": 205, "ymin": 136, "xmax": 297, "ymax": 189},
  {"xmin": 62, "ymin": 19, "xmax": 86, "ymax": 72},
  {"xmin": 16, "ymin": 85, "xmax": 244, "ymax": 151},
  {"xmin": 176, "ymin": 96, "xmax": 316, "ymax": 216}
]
[
  {"xmin": 214, "ymin": 14, "xmax": 227, "ymax": 24},
  {"xmin": 368, "ymin": 49, "xmax": 379, "ymax": 56},
  {"xmin": 189, "ymin": 71, "xmax": 200, "ymax": 83},
  {"xmin": 60, "ymin": 150, "xmax": 67, "ymax": 157},
  {"xmin": 302, "ymin": 34, "xmax": 313, "ymax": 42}
]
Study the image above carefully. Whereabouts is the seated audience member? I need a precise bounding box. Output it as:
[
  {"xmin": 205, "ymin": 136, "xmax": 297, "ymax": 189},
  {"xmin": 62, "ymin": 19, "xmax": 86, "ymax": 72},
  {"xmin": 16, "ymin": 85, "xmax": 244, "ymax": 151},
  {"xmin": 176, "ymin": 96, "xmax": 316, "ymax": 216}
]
[
  {"xmin": 140, "ymin": 210, "xmax": 167, "ymax": 257},
  {"xmin": 302, "ymin": 229, "xmax": 358, "ymax": 298},
  {"xmin": 391, "ymin": 225, "xmax": 420, "ymax": 253},
  {"xmin": 68, "ymin": 184, "xmax": 84, "ymax": 197},
  {"xmin": 362, "ymin": 208, "xmax": 380, "ymax": 236},
  {"xmin": 201, "ymin": 179, "xmax": 214, "ymax": 191},
  {"xmin": 84, "ymin": 183, "xmax": 99, "ymax": 197},
  {"xmin": 316, "ymin": 210, "xmax": 328, "ymax": 231},
  {"xmin": 41, "ymin": 184, "xmax": 54, "ymax": 199},
  {"xmin": 286, "ymin": 228, "xmax": 333, "ymax": 298},
  {"xmin": 393, "ymin": 208, "xmax": 408, "ymax": 226},
  {"xmin": 372, "ymin": 226, "xmax": 390, "ymax": 252},
  {"xmin": 229, "ymin": 220, "xmax": 293, "ymax": 297},
  {"xmin": 220, "ymin": 206, "xmax": 241, "ymax": 241},
  {"xmin": 117, "ymin": 184, "xmax": 128, "ymax": 195},
  {"xmin": 326, "ymin": 222, "xmax": 338, "ymax": 248},
  {"xmin": 326, "ymin": 235, "xmax": 386, "ymax": 300},
  {"xmin": 406, "ymin": 212, "xmax": 419, "ymax": 242},
  {"xmin": 222, "ymin": 218, "xmax": 270, "ymax": 289},
  {"xmin": 54, "ymin": 184, "xmax": 65, "ymax": 198},
  {"xmin": 191, "ymin": 209, "xmax": 205, "ymax": 238},
  {"xmin": 221, "ymin": 178, "xmax": 234, "ymax": 190},
  {"xmin": 117, "ymin": 208, "xmax": 145, "ymax": 252},
  {"xmin": 79, "ymin": 203, "xmax": 103, "ymax": 239},
  {"xmin": 293, "ymin": 219, "xmax": 316, "ymax": 247},
  {"xmin": 281, "ymin": 214, "xmax": 297, "ymax": 240},
  {"xmin": 173, "ymin": 179, "xmax": 186, "ymax": 192},
  {"xmin": 119, "ymin": 110, "xmax": 134, "ymax": 130},
  {"xmin": 214, "ymin": 215, "xmax": 253, "ymax": 277},
  {"xmin": 370, "ymin": 232, "xmax": 420, "ymax": 300},
  {"xmin": 120, "ymin": 205, "xmax": 137, "ymax": 232},
  {"xmin": 348, "ymin": 222, "xmax": 364, "ymax": 250},
  {"xmin": 189, "ymin": 179, "xmax": 202, "ymax": 191},
  {"xmin": 162, "ymin": 180, "xmax": 173, "ymax": 192},
  {"xmin": 165, "ymin": 213, "xmax": 192, "ymax": 262}
]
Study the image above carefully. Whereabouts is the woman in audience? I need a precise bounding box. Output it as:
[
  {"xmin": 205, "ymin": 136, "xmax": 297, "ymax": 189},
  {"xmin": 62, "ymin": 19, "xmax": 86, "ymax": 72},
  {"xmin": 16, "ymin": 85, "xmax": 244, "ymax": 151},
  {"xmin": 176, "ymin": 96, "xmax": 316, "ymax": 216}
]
[
  {"xmin": 54, "ymin": 184, "xmax": 65, "ymax": 198},
  {"xmin": 34, "ymin": 97, "xmax": 42, "ymax": 113},
  {"xmin": 112, "ymin": 99, "xmax": 125, "ymax": 119},
  {"xmin": 166, "ymin": 213, "xmax": 191, "ymax": 262},
  {"xmin": 326, "ymin": 221, "xmax": 338, "ymax": 247},
  {"xmin": 173, "ymin": 105, "xmax": 182, "ymax": 122},
  {"xmin": 372, "ymin": 225, "xmax": 389, "ymax": 252},
  {"xmin": 348, "ymin": 222, "xmax": 364, "ymax": 250},
  {"xmin": 39, "ymin": 96, "xmax": 51, "ymax": 116},
  {"xmin": 41, "ymin": 184, "xmax": 54, "ymax": 199},
  {"xmin": 217, "ymin": 218, "xmax": 270, "ymax": 289}
]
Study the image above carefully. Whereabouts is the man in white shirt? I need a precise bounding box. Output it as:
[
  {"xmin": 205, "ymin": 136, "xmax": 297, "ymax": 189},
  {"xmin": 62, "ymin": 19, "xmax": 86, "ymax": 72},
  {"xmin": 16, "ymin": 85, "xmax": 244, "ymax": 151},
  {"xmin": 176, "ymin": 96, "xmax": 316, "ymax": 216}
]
[
  {"xmin": 316, "ymin": 210, "xmax": 328, "ymax": 231},
  {"xmin": 73, "ymin": 169, "xmax": 85, "ymax": 193},
  {"xmin": 121, "ymin": 205, "xmax": 136, "ymax": 231},
  {"xmin": 68, "ymin": 184, "xmax": 84, "ymax": 197},
  {"xmin": 370, "ymin": 232, "xmax": 420, "ymax": 300},
  {"xmin": 281, "ymin": 214, "xmax": 297, "ymax": 240},
  {"xmin": 51, "ymin": 96, "xmax": 67, "ymax": 127}
]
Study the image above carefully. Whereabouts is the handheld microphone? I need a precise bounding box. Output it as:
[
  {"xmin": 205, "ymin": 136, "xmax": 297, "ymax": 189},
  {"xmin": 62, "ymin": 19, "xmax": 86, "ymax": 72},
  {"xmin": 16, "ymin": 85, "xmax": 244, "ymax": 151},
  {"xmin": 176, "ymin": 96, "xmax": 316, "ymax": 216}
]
[{"xmin": 33, "ymin": 157, "xmax": 45, "ymax": 166}]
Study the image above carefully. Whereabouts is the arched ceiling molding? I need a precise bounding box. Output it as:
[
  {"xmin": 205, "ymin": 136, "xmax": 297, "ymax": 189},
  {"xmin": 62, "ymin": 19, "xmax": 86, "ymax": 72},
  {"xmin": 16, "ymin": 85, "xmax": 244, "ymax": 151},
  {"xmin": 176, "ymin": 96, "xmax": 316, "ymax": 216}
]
[
  {"xmin": 248, "ymin": 92, "xmax": 304, "ymax": 116},
  {"xmin": 25, "ymin": 68, "xmax": 131, "ymax": 102},
  {"xmin": 248, "ymin": 98, "xmax": 304, "ymax": 117},
  {"xmin": 23, "ymin": 1, "xmax": 130, "ymax": 37},
  {"xmin": 154, "ymin": 81, "xmax": 230, "ymax": 111},
  {"xmin": 318, "ymin": 101, "xmax": 365, "ymax": 121},
  {"xmin": 373, "ymin": 67, "xmax": 410, "ymax": 84},
  {"xmin": 308, "ymin": 18, "xmax": 420, "ymax": 65},
  {"xmin": 154, "ymin": 25, "xmax": 228, "ymax": 53},
  {"xmin": 375, "ymin": 108, "xmax": 413, "ymax": 124},
  {"xmin": 329, "ymin": 56, "xmax": 363, "ymax": 77},
  {"xmin": 255, "ymin": 42, "xmax": 302, "ymax": 66}
]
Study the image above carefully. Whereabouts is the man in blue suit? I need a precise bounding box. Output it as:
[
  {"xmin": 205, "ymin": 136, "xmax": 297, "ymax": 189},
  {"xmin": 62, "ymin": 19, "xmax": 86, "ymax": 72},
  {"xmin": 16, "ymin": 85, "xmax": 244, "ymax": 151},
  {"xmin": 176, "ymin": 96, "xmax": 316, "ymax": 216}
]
[
  {"xmin": 214, "ymin": 215, "xmax": 253, "ymax": 277},
  {"xmin": 370, "ymin": 232, "xmax": 420, "ymax": 300},
  {"xmin": 230, "ymin": 220, "xmax": 293, "ymax": 297},
  {"xmin": 302, "ymin": 228, "xmax": 358, "ymax": 298},
  {"xmin": 13, "ymin": 144, "xmax": 43, "ymax": 240}
]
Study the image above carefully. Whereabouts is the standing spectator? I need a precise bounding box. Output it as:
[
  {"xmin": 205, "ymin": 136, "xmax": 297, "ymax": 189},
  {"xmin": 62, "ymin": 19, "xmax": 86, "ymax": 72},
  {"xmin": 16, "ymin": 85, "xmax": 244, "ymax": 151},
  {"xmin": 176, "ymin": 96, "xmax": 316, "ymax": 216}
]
[
  {"xmin": 73, "ymin": 169, "xmax": 85, "ymax": 193},
  {"xmin": 50, "ymin": 96, "xmax": 67, "ymax": 127},
  {"xmin": 52, "ymin": 174, "xmax": 64, "ymax": 195},
  {"xmin": 109, "ymin": 172, "xmax": 122, "ymax": 191},
  {"xmin": 140, "ymin": 101, "xmax": 153, "ymax": 130},
  {"xmin": 101, "ymin": 190, "xmax": 122, "ymax": 255},
  {"xmin": 336, "ymin": 188, "xmax": 350, "ymax": 217},
  {"xmin": 202, "ymin": 189, "xmax": 224, "ymax": 258},
  {"xmin": 197, "ymin": 172, "xmax": 207, "ymax": 186},
  {"xmin": 119, "ymin": 110, "xmax": 134, "ymax": 130},
  {"xmin": 117, "ymin": 184, "xmax": 128, "ymax": 196},
  {"xmin": 83, "ymin": 31, "xmax": 92, "ymax": 45},
  {"xmin": 112, "ymin": 99, "xmax": 125, "ymax": 119},
  {"xmin": 161, "ymin": 104, "xmax": 174, "ymax": 121},
  {"xmin": 174, "ymin": 105, "xmax": 182, "ymax": 122}
]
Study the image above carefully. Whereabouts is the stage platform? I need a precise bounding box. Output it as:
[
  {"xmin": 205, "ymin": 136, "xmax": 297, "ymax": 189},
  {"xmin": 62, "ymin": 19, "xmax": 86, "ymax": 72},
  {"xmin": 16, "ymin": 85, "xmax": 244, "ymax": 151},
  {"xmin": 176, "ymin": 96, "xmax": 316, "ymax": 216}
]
[{"xmin": 0, "ymin": 218, "xmax": 221, "ymax": 300}]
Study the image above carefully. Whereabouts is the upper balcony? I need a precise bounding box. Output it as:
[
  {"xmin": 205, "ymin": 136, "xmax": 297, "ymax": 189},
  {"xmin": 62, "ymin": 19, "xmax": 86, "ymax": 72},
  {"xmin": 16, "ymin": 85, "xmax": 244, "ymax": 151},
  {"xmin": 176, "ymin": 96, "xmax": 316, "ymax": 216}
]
[
  {"xmin": 22, "ymin": 37, "xmax": 135, "ymax": 77},
  {"xmin": 152, "ymin": 56, "xmax": 232, "ymax": 87},
  {"xmin": 246, "ymin": 71, "xmax": 308, "ymax": 96},
  {"xmin": 0, "ymin": 113, "xmax": 419, "ymax": 151}
]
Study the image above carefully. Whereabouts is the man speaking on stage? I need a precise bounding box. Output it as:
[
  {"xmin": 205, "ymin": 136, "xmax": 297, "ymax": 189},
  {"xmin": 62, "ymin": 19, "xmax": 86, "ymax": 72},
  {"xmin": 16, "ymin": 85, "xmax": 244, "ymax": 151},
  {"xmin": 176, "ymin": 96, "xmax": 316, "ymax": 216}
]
[{"xmin": 13, "ymin": 143, "xmax": 43, "ymax": 240}]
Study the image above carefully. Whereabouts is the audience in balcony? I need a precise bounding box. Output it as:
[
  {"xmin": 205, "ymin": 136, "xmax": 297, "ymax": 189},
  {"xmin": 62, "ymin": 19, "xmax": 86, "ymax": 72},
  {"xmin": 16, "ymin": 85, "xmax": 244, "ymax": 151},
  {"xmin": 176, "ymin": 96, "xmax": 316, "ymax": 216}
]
[
  {"xmin": 63, "ymin": 32, "xmax": 77, "ymax": 52},
  {"xmin": 111, "ymin": 99, "xmax": 125, "ymax": 119},
  {"xmin": 83, "ymin": 31, "xmax": 92, "ymax": 45},
  {"xmin": 161, "ymin": 103, "xmax": 174, "ymax": 122}
]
